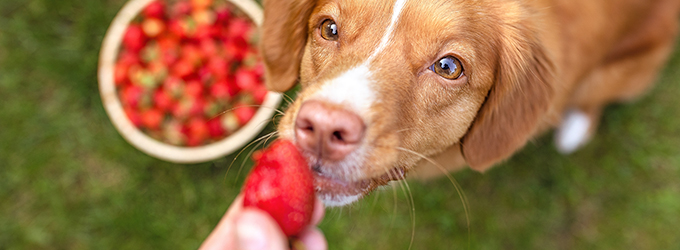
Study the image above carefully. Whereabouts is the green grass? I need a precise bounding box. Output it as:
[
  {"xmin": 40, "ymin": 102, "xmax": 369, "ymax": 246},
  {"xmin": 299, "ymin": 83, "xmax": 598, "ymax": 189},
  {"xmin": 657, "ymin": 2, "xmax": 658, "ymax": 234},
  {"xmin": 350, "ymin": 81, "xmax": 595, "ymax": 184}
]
[{"xmin": 2, "ymin": 0, "xmax": 680, "ymax": 249}]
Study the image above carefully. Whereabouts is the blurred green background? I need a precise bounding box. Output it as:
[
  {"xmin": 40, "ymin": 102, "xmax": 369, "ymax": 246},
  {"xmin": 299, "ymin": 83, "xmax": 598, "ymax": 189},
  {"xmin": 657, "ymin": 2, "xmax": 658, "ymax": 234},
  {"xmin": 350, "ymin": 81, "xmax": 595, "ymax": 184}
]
[{"xmin": 2, "ymin": 0, "xmax": 680, "ymax": 249}]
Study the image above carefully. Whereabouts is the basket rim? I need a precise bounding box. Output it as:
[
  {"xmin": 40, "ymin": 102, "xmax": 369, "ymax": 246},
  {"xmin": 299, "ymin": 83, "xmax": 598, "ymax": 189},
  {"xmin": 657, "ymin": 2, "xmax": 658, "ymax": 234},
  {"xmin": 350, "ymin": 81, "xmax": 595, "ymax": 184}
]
[{"xmin": 97, "ymin": 0, "xmax": 282, "ymax": 164}]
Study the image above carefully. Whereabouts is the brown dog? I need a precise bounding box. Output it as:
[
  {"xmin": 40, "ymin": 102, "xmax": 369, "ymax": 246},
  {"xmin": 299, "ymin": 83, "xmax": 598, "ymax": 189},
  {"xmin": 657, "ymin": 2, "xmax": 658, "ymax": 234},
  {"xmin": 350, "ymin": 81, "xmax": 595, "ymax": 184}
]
[{"xmin": 259, "ymin": 0, "xmax": 680, "ymax": 206}]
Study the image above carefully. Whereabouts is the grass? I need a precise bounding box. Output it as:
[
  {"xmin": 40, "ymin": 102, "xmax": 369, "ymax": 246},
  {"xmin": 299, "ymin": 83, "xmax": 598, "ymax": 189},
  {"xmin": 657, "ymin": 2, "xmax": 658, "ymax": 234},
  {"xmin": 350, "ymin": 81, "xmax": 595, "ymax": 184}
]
[{"xmin": 1, "ymin": 0, "xmax": 680, "ymax": 249}]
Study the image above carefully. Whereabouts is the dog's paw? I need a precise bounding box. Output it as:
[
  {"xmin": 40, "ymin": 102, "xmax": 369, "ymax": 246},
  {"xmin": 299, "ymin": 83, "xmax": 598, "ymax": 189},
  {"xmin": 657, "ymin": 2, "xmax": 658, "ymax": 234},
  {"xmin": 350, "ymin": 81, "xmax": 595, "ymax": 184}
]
[{"xmin": 555, "ymin": 109, "xmax": 592, "ymax": 154}]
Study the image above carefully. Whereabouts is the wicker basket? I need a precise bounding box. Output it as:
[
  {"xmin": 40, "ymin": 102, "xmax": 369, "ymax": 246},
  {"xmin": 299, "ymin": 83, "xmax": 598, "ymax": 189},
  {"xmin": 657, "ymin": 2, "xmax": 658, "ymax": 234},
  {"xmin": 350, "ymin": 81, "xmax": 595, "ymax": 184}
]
[{"xmin": 98, "ymin": 0, "xmax": 282, "ymax": 163}]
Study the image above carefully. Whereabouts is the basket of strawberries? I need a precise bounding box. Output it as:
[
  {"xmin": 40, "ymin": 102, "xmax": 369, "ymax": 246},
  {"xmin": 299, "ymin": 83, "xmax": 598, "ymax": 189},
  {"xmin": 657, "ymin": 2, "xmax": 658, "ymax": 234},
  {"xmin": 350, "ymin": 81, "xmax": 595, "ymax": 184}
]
[{"xmin": 98, "ymin": 0, "xmax": 281, "ymax": 163}]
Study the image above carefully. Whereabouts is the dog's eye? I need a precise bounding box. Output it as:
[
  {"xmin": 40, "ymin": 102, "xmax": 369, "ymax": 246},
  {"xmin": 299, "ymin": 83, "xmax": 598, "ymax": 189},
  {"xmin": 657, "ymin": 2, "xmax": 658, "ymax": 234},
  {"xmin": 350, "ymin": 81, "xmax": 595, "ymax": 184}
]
[
  {"xmin": 320, "ymin": 19, "xmax": 339, "ymax": 41},
  {"xmin": 430, "ymin": 56, "xmax": 463, "ymax": 80}
]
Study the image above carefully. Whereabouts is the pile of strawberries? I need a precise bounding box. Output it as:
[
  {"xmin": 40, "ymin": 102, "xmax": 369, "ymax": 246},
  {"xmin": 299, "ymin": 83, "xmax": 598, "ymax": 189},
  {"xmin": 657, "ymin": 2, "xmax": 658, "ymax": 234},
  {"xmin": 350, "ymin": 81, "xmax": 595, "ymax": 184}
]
[{"xmin": 115, "ymin": 0, "xmax": 267, "ymax": 147}]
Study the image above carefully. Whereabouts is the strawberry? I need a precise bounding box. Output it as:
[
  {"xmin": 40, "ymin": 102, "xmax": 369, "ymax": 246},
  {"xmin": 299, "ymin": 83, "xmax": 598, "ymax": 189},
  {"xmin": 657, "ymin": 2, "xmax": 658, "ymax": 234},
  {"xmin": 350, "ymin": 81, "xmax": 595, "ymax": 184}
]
[
  {"xmin": 181, "ymin": 44, "xmax": 204, "ymax": 64},
  {"xmin": 227, "ymin": 18, "xmax": 252, "ymax": 40},
  {"xmin": 233, "ymin": 103, "xmax": 256, "ymax": 126},
  {"xmin": 124, "ymin": 106, "xmax": 143, "ymax": 127},
  {"xmin": 214, "ymin": 7, "xmax": 232, "ymax": 25},
  {"xmin": 243, "ymin": 140, "xmax": 315, "ymax": 237},
  {"xmin": 171, "ymin": 1, "xmax": 192, "ymax": 18},
  {"xmin": 141, "ymin": 108, "xmax": 164, "ymax": 130},
  {"xmin": 171, "ymin": 59, "xmax": 195, "ymax": 79},
  {"xmin": 206, "ymin": 117, "xmax": 225, "ymax": 138},
  {"xmin": 143, "ymin": 0, "xmax": 165, "ymax": 19},
  {"xmin": 251, "ymin": 84, "xmax": 268, "ymax": 105},
  {"xmin": 154, "ymin": 89, "xmax": 174, "ymax": 111},
  {"xmin": 114, "ymin": 60, "xmax": 130, "ymax": 85},
  {"xmin": 199, "ymin": 39, "xmax": 219, "ymax": 58},
  {"xmin": 235, "ymin": 68, "xmax": 259, "ymax": 92},
  {"xmin": 120, "ymin": 85, "xmax": 145, "ymax": 108},
  {"xmin": 209, "ymin": 80, "xmax": 231, "ymax": 100},
  {"xmin": 184, "ymin": 79, "xmax": 203, "ymax": 98},
  {"xmin": 184, "ymin": 117, "xmax": 210, "ymax": 146},
  {"xmin": 207, "ymin": 56, "xmax": 228, "ymax": 78},
  {"xmin": 123, "ymin": 24, "xmax": 146, "ymax": 52}
]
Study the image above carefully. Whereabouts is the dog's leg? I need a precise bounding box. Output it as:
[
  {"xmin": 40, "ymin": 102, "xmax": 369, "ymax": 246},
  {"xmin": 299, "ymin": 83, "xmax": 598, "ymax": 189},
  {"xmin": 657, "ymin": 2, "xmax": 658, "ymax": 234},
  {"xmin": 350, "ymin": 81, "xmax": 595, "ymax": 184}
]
[{"xmin": 556, "ymin": 10, "xmax": 679, "ymax": 154}]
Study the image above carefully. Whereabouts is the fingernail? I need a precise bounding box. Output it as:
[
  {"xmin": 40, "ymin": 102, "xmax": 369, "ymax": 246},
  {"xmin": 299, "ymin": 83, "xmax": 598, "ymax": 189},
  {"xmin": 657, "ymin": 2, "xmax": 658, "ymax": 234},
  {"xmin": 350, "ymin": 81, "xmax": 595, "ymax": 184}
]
[{"xmin": 236, "ymin": 218, "xmax": 268, "ymax": 250}]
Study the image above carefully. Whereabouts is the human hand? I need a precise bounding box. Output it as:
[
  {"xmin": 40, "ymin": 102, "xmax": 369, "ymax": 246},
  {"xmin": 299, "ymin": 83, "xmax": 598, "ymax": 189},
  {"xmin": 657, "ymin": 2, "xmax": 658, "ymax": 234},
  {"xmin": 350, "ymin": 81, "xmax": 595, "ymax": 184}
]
[{"xmin": 199, "ymin": 194, "xmax": 327, "ymax": 250}]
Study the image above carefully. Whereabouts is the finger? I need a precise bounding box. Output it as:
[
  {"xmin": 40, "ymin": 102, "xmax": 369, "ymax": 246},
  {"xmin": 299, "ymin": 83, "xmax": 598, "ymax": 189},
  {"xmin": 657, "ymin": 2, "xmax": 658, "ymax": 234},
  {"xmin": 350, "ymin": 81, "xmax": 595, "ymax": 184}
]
[
  {"xmin": 311, "ymin": 197, "xmax": 325, "ymax": 226},
  {"xmin": 297, "ymin": 227, "xmax": 328, "ymax": 250},
  {"xmin": 236, "ymin": 208, "xmax": 288, "ymax": 250},
  {"xmin": 199, "ymin": 194, "xmax": 244, "ymax": 250}
]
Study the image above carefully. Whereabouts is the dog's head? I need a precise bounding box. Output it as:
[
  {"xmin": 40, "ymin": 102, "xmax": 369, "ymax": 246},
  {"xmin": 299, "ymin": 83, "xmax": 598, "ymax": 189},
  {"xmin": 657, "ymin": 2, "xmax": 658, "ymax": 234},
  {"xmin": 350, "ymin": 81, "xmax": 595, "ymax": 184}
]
[{"xmin": 260, "ymin": 0, "xmax": 554, "ymax": 206}]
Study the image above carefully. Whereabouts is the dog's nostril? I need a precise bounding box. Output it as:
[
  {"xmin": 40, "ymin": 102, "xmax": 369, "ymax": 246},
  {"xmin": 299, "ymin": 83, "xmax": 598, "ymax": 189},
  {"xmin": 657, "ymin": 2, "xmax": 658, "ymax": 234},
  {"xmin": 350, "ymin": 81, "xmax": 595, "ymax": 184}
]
[{"xmin": 332, "ymin": 131, "xmax": 343, "ymax": 141}]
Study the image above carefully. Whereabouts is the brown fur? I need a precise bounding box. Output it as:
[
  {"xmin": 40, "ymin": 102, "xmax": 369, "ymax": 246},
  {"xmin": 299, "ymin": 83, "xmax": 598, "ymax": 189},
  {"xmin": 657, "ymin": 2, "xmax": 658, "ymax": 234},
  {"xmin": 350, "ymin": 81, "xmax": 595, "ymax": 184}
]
[{"xmin": 260, "ymin": 0, "xmax": 680, "ymax": 196}]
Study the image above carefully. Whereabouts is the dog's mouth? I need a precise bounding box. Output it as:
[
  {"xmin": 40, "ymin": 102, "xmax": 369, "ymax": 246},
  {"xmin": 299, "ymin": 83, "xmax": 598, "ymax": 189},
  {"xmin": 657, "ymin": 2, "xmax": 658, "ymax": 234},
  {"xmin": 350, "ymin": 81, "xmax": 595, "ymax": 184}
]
[{"xmin": 312, "ymin": 166, "xmax": 407, "ymax": 207}]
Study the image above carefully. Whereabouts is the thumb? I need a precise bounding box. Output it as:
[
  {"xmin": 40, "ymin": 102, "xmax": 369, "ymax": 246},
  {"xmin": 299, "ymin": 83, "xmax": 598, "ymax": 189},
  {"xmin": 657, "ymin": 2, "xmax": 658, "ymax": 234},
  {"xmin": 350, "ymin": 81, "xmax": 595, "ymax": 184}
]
[{"xmin": 236, "ymin": 209, "xmax": 288, "ymax": 250}]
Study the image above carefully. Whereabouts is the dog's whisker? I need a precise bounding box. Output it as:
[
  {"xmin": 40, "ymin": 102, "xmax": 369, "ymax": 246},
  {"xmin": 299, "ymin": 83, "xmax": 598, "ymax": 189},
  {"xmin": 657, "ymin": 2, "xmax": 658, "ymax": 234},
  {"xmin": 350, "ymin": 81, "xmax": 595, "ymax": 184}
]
[
  {"xmin": 281, "ymin": 93, "xmax": 295, "ymax": 107},
  {"xmin": 395, "ymin": 127, "xmax": 417, "ymax": 134},
  {"xmin": 393, "ymin": 175, "xmax": 415, "ymax": 250},
  {"xmin": 212, "ymin": 105, "xmax": 285, "ymax": 120},
  {"xmin": 224, "ymin": 130, "xmax": 278, "ymax": 183},
  {"xmin": 234, "ymin": 131, "xmax": 279, "ymax": 183},
  {"xmin": 396, "ymin": 147, "xmax": 471, "ymax": 249}
]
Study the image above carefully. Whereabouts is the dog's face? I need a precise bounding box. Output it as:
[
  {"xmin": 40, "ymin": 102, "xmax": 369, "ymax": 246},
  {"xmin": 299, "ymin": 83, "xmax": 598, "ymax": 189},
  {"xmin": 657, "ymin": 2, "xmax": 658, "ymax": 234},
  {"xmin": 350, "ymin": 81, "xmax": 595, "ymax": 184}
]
[{"xmin": 260, "ymin": 0, "xmax": 553, "ymax": 206}]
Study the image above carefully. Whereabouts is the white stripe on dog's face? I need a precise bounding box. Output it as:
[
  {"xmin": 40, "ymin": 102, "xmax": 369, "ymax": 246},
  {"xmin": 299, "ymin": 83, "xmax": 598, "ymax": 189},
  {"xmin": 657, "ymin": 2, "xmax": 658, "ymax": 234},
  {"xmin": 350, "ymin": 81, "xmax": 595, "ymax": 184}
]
[
  {"xmin": 314, "ymin": 64, "xmax": 375, "ymax": 117},
  {"xmin": 312, "ymin": 0, "xmax": 408, "ymax": 121}
]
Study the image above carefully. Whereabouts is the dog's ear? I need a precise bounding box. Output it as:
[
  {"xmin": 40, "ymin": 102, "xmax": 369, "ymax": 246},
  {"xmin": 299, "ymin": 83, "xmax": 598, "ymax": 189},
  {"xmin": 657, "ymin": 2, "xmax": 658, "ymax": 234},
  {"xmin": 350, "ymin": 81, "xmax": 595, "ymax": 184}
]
[
  {"xmin": 260, "ymin": 0, "xmax": 317, "ymax": 92},
  {"xmin": 461, "ymin": 22, "xmax": 555, "ymax": 172}
]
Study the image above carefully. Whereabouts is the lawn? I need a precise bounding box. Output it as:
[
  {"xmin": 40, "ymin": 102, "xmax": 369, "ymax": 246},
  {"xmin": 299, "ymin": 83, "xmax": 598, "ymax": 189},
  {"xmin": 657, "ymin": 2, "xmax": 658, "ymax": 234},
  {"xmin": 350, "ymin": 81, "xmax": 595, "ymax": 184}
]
[{"xmin": 1, "ymin": 0, "xmax": 680, "ymax": 249}]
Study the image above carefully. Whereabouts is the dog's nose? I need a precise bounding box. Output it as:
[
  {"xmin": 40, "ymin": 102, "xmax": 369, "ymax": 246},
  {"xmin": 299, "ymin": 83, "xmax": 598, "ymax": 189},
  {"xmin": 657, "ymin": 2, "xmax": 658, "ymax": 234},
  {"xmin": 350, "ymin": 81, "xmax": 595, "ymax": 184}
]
[{"xmin": 295, "ymin": 100, "xmax": 365, "ymax": 161}]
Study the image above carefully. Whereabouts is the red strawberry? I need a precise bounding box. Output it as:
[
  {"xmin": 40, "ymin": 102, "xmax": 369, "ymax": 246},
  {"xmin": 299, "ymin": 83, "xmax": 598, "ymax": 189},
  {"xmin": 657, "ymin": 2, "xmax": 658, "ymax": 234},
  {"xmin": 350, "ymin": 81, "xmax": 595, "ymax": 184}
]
[
  {"xmin": 184, "ymin": 117, "xmax": 210, "ymax": 146},
  {"xmin": 235, "ymin": 68, "xmax": 259, "ymax": 92},
  {"xmin": 199, "ymin": 39, "xmax": 219, "ymax": 57},
  {"xmin": 214, "ymin": 7, "xmax": 232, "ymax": 25},
  {"xmin": 223, "ymin": 37, "xmax": 248, "ymax": 61},
  {"xmin": 171, "ymin": 1, "xmax": 192, "ymax": 17},
  {"xmin": 251, "ymin": 85, "xmax": 268, "ymax": 105},
  {"xmin": 181, "ymin": 44, "xmax": 204, "ymax": 64},
  {"xmin": 233, "ymin": 104, "xmax": 256, "ymax": 126},
  {"xmin": 184, "ymin": 79, "xmax": 203, "ymax": 98},
  {"xmin": 120, "ymin": 85, "xmax": 145, "ymax": 108},
  {"xmin": 154, "ymin": 90, "xmax": 174, "ymax": 111},
  {"xmin": 243, "ymin": 140, "xmax": 314, "ymax": 237},
  {"xmin": 143, "ymin": 0, "xmax": 165, "ymax": 18},
  {"xmin": 227, "ymin": 18, "xmax": 252, "ymax": 40},
  {"xmin": 118, "ymin": 50, "xmax": 141, "ymax": 66},
  {"xmin": 123, "ymin": 24, "xmax": 146, "ymax": 52},
  {"xmin": 114, "ymin": 60, "xmax": 130, "ymax": 85},
  {"xmin": 141, "ymin": 108, "xmax": 164, "ymax": 130},
  {"xmin": 209, "ymin": 80, "xmax": 230, "ymax": 100},
  {"xmin": 207, "ymin": 56, "xmax": 228, "ymax": 78},
  {"xmin": 172, "ymin": 59, "xmax": 195, "ymax": 79},
  {"xmin": 206, "ymin": 118, "xmax": 225, "ymax": 138},
  {"xmin": 124, "ymin": 106, "xmax": 143, "ymax": 127}
]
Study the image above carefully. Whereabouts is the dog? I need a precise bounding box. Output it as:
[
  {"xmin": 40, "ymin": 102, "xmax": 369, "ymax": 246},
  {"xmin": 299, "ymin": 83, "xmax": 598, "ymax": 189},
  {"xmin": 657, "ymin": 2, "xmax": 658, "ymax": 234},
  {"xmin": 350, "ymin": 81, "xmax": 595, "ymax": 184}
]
[{"xmin": 258, "ymin": 0, "xmax": 680, "ymax": 207}]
